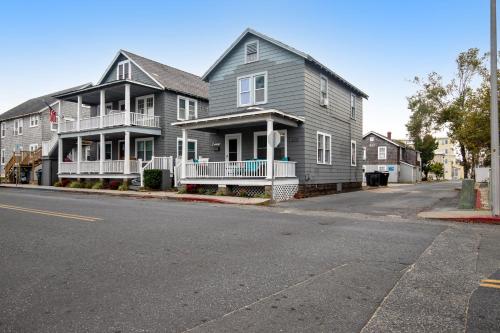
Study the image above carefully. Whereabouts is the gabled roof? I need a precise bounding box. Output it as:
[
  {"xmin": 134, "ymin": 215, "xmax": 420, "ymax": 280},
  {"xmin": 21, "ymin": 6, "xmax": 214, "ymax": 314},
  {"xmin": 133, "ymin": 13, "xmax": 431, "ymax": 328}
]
[
  {"xmin": 0, "ymin": 83, "xmax": 92, "ymax": 122},
  {"xmin": 202, "ymin": 28, "xmax": 368, "ymax": 99},
  {"xmin": 363, "ymin": 131, "xmax": 405, "ymax": 148},
  {"xmin": 96, "ymin": 50, "xmax": 208, "ymax": 100}
]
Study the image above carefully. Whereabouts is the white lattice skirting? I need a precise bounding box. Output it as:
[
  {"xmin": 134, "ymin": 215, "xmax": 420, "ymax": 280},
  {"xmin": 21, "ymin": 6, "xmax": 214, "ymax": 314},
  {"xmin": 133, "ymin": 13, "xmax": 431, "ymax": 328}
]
[
  {"xmin": 232, "ymin": 186, "xmax": 265, "ymax": 197},
  {"xmin": 272, "ymin": 184, "xmax": 298, "ymax": 202}
]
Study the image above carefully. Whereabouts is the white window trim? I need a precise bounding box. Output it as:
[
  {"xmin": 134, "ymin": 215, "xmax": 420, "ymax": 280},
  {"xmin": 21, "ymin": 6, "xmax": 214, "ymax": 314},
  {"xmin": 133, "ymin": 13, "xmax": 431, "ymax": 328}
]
[
  {"xmin": 29, "ymin": 114, "xmax": 40, "ymax": 127},
  {"xmin": 363, "ymin": 147, "xmax": 366, "ymax": 161},
  {"xmin": 253, "ymin": 130, "xmax": 287, "ymax": 159},
  {"xmin": 237, "ymin": 71, "xmax": 268, "ymax": 107},
  {"xmin": 378, "ymin": 146, "xmax": 387, "ymax": 160},
  {"xmin": 369, "ymin": 136, "xmax": 374, "ymax": 142},
  {"xmin": 224, "ymin": 133, "xmax": 242, "ymax": 161},
  {"xmin": 116, "ymin": 60, "xmax": 131, "ymax": 80},
  {"xmin": 177, "ymin": 95, "xmax": 198, "ymax": 120},
  {"xmin": 13, "ymin": 118, "xmax": 23, "ymax": 136},
  {"xmin": 1, "ymin": 149, "xmax": 5, "ymax": 165},
  {"xmin": 118, "ymin": 100, "xmax": 125, "ymax": 111},
  {"xmin": 351, "ymin": 140, "xmax": 357, "ymax": 166},
  {"xmin": 135, "ymin": 95, "xmax": 155, "ymax": 115},
  {"xmin": 29, "ymin": 143, "xmax": 39, "ymax": 152},
  {"xmin": 244, "ymin": 40, "xmax": 260, "ymax": 64},
  {"xmin": 135, "ymin": 137, "xmax": 154, "ymax": 161},
  {"xmin": 316, "ymin": 131, "xmax": 332, "ymax": 165},
  {"xmin": 50, "ymin": 116, "xmax": 59, "ymax": 132},
  {"xmin": 97, "ymin": 141, "xmax": 113, "ymax": 160},
  {"xmin": 1, "ymin": 122, "xmax": 5, "ymax": 138},
  {"xmin": 320, "ymin": 74, "xmax": 328, "ymax": 106},
  {"xmin": 176, "ymin": 137, "xmax": 198, "ymax": 159},
  {"xmin": 350, "ymin": 93, "xmax": 356, "ymax": 119}
]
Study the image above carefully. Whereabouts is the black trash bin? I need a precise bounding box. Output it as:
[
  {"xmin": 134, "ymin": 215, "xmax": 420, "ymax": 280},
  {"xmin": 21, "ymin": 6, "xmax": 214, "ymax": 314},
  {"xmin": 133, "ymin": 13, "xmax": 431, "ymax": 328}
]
[
  {"xmin": 379, "ymin": 172, "xmax": 389, "ymax": 186},
  {"xmin": 365, "ymin": 172, "xmax": 381, "ymax": 186},
  {"xmin": 36, "ymin": 169, "xmax": 43, "ymax": 185}
]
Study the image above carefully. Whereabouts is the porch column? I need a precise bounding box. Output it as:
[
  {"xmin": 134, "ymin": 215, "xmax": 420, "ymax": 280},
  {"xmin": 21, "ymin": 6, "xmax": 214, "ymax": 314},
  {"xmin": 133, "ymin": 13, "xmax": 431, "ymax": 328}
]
[
  {"xmin": 99, "ymin": 133, "xmax": 105, "ymax": 175},
  {"xmin": 77, "ymin": 136, "xmax": 82, "ymax": 175},
  {"xmin": 266, "ymin": 118, "xmax": 274, "ymax": 179},
  {"xmin": 100, "ymin": 89, "xmax": 106, "ymax": 128},
  {"xmin": 58, "ymin": 138, "xmax": 63, "ymax": 174},
  {"xmin": 124, "ymin": 84, "xmax": 131, "ymax": 126},
  {"xmin": 57, "ymin": 100, "xmax": 62, "ymax": 134},
  {"xmin": 181, "ymin": 128, "xmax": 188, "ymax": 179},
  {"xmin": 76, "ymin": 95, "xmax": 82, "ymax": 131},
  {"xmin": 124, "ymin": 131, "xmax": 130, "ymax": 174}
]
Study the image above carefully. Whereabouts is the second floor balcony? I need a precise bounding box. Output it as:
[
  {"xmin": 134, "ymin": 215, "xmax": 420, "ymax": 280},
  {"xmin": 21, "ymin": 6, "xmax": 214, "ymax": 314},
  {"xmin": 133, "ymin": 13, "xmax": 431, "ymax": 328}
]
[{"xmin": 59, "ymin": 111, "xmax": 160, "ymax": 133}]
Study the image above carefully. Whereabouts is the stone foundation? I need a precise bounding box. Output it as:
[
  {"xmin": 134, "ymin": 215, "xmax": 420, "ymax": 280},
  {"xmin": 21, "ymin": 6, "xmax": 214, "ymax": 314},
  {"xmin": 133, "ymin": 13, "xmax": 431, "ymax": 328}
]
[{"xmin": 297, "ymin": 182, "xmax": 362, "ymax": 198}]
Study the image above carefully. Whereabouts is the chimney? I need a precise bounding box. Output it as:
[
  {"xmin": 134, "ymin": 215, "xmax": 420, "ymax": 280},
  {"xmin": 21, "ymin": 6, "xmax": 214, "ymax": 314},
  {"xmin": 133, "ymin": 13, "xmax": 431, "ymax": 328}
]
[{"xmin": 387, "ymin": 131, "xmax": 392, "ymax": 140}]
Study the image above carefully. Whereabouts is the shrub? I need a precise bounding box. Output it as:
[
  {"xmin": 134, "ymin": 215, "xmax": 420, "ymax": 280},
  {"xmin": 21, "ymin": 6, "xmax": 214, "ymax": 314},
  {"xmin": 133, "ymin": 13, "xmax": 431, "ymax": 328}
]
[
  {"xmin": 53, "ymin": 181, "xmax": 62, "ymax": 187},
  {"xmin": 215, "ymin": 189, "xmax": 226, "ymax": 196},
  {"xmin": 197, "ymin": 187, "xmax": 206, "ymax": 195},
  {"xmin": 61, "ymin": 179, "xmax": 71, "ymax": 187},
  {"xmin": 255, "ymin": 193, "xmax": 271, "ymax": 199},
  {"xmin": 143, "ymin": 169, "xmax": 162, "ymax": 190},
  {"xmin": 186, "ymin": 184, "xmax": 198, "ymax": 193},
  {"xmin": 92, "ymin": 181, "xmax": 104, "ymax": 190},
  {"xmin": 238, "ymin": 189, "xmax": 248, "ymax": 197},
  {"xmin": 118, "ymin": 183, "xmax": 128, "ymax": 191},
  {"xmin": 69, "ymin": 181, "xmax": 83, "ymax": 188},
  {"xmin": 109, "ymin": 180, "xmax": 121, "ymax": 190},
  {"xmin": 177, "ymin": 187, "xmax": 187, "ymax": 194},
  {"xmin": 206, "ymin": 189, "xmax": 216, "ymax": 195},
  {"xmin": 84, "ymin": 181, "xmax": 94, "ymax": 189}
]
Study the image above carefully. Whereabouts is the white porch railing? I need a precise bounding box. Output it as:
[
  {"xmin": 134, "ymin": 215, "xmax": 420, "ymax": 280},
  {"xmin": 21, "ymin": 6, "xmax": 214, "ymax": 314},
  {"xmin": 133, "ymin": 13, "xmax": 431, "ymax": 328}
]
[
  {"xmin": 59, "ymin": 160, "xmax": 141, "ymax": 175},
  {"xmin": 184, "ymin": 160, "xmax": 296, "ymax": 179},
  {"xmin": 42, "ymin": 135, "xmax": 58, "ymax": 156},
  {"xmin": 140, "ymin": 156, "xmax": 174, "ymax": 187},
  {"xmin": 59, "ymin": 112, "xmax": 160, "ymax": 133},
  {"xmin": 80, "ymin": 161, "xmax": 100, "ymax": 173},
  {"xmin": 59, "ymin": 162, "xmax": 77, "ymax": 174}
]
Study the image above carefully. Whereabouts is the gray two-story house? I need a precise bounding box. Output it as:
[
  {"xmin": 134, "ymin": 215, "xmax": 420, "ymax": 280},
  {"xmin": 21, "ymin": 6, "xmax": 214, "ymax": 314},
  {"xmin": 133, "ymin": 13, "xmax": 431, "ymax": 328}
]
[
  {"xmin": 173, "ymin": 28, "xmax": 368, "ymax": 200},
  {"xmin": 0, "ymin": 84, "xmax": 90, "ymax": 183},
  {"xmin": 53, "ymin": 50, "xmax": 211, "ymax": 183},
  {"xmin": 362, "ymin": 131, "xmax": 421, "ymax": 183}
]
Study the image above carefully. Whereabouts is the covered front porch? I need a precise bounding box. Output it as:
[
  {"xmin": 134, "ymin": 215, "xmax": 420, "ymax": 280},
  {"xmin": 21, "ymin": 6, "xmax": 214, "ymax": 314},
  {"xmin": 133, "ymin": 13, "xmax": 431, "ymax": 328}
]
[{"xmin": 172, "ymin": 109, "xmax": 303, "ymax": 199}]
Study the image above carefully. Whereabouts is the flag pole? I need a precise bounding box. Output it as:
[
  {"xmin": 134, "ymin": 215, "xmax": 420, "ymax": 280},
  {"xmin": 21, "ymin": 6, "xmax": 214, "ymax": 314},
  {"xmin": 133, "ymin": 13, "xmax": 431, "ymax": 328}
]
[{"xmin": 490, "ymin": 0, "xmax": 500, "ymax": 215}]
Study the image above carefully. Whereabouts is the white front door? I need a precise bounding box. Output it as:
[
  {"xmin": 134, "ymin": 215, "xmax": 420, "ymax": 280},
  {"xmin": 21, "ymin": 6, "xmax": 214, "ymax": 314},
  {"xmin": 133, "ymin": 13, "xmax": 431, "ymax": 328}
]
[{"xmin": 225, "ymin": 133, "xmax": 242, "ymax": 162}]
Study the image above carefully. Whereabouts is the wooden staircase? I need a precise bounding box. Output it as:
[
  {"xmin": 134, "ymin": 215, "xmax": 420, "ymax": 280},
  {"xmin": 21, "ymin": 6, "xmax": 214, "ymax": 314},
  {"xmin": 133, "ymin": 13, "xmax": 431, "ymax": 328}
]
[{"xmin": 3, "ymin": 148, "xmax": 42, "ymax": 183}]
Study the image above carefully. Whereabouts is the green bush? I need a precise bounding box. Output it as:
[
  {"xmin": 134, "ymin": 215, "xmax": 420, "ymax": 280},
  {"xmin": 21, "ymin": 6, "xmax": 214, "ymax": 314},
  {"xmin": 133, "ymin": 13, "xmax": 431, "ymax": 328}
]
[
  {"xmin": 197, "ymin": 187, "xmax": 206, "ymax": 195},
  {"xmin": 238, "ymin": 189, "xmax": 248, "ymax": 197},
  {"xmin": 53, "ymin": 181, "xmax": 62, "ymax": 187},
  {"xmin": 144, "ymin": 169, "xmax": 162, "ymax": 190},
  {"xmin": 84, "ymin": 181, "xmax": 94, "ymax": 189},
  {"xmin": 215, "ymin": 189, "xmax": 226, "ymax": 196},
  {"xmin": 92, "ymin": 181, "xmax": 104, "ymax": 190},
  {"xmin": 69, "ymin": 181, "xmax": 83, "ymax": 188},
  {"xmin": 118, "ymin": 183, "xmax": 128, "ymax": 191}
]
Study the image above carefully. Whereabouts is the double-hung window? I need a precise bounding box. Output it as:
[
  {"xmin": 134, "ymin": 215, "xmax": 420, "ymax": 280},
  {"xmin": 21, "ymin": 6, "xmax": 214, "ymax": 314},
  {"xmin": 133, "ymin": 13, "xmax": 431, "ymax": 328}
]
[
  {"xmin": 378, "ymin": 146, "xmax": 387, "ymax": 160},
  {"xmin": 0, "ymin": 149, "xmax": 5, "ymax": 165},
  {"xmin": 30, "ymin": 114, "xmax": 39, "ymax": 127},
  {"xmin": 237, "ymin": 72, "xmax": 267, "ymax": 107},
  {"xmin": 29, "ymin": 143, "xmax": 39, "ymax": 152},
  {"xmin": 0, "ymin": 123, "xmax": 5, "ymax": 138},
  {"xmin": 317, "ymin": 131, "xmax": 331, "ymax": 165},
  {"xmin": 136, "ymin": 138, "xmax": 153, "ymax": 161},
  {"xmin": 117, "ymin": 60, "xmax": 131, "ymax": 80},
  {"xmin": 253, "ymin": 130, "xmax": 287, "ymax": 160},
  {"xmin": 13, "ymin": 119, "xmax": 23, "ymax": 136},
  {"xmin": 351, "ymin": 140, "xmax": 357, "ymax": 166},
  {"xmin": 177, "ymin": 96, "xmax": 198, "ymax": 120},
  {"xmin": 97, "ymin": 141, "xmax": 113, "ymax": 160},
  {"xmin": 50, "ymin": 116, "xmax": 59, "ymax": 131},
  {"xmin": 350, "ymin": 93, "xmax": 356, "ymax": 119},
  {"xmin": 320, "ymin": 75, "xmax": 328, "ymax": 106},
  {"xmin": 245, "ymin": 41, "xmax": 259, "ymax": 63},
  {"xmin": 135, "ymin": 95, "xmax": 154, "ymax": 116},
  {"xmin": 176, "ymin": 138, "xmax": 197, "ymax": 160}
]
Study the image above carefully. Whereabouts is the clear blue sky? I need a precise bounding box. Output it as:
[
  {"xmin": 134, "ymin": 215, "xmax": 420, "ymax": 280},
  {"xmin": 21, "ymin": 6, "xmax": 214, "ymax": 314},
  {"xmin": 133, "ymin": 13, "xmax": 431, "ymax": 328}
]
[{"xmin": 0, "ymin": 0, "xmax": 491, "ymax": 138}]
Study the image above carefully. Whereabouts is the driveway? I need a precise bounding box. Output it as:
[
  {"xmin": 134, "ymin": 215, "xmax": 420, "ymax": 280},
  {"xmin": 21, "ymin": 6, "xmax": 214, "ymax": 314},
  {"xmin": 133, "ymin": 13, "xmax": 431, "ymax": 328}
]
[{"xmin": 0, "ymin": 182, "xmax": 498, "ymax": 332}]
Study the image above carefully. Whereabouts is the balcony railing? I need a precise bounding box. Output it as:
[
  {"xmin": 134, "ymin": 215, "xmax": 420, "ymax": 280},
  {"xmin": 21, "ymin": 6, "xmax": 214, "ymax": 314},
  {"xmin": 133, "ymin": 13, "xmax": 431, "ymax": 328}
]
[
  {"xmin": 59, "ymin": 160, "xmax": 141, "ymax": 174},
  {"xmin": 59, "ymin": 111, "xmax": 160, "ymax": 133},
  {"xmin": 184, "ymin": 160, "xmax": 296, "ymax": 179}
]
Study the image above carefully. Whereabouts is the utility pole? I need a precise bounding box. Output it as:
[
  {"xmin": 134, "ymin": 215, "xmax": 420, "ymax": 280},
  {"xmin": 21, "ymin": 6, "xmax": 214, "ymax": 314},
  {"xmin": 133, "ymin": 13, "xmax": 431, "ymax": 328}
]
[{"xmin": 491, "ymin": 0, "xmax": 500, "ymax": 215}]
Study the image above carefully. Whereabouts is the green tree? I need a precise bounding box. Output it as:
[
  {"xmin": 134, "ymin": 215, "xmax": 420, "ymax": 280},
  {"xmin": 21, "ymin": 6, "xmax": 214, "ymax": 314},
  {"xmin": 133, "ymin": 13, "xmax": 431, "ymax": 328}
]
[
  {"xmin": 406, "ymin": 48, "xmax": 488, "ymax": 178},
  {"xmin": 429, "ymin": 162, "xmax": 444, "ymax": 180},
  {"xmin": 414, "ymin": 134, "xmax": 439, "ymax": 180}
]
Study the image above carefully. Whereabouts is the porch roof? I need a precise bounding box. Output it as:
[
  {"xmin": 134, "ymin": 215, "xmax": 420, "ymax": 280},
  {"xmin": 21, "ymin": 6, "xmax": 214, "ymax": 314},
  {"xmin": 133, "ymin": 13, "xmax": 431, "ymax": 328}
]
[
  {"xmin": 52, "ymin": 80, "xmax": 163, "ymax": 105},
  {"xmin": 171, "ymin": 109, "xmax": 304, "ymax": 131}
]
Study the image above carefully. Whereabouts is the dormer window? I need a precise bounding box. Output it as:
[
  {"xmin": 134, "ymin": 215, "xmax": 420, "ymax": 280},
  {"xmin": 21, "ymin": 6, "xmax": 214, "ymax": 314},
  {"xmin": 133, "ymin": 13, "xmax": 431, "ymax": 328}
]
[
  {"xmin": 245, "ymin": 41, "xmax": 259, "ymax": 63},
  {"xmin": 117, "ymin": 60, "xmax": 131, "ymax": 80}
]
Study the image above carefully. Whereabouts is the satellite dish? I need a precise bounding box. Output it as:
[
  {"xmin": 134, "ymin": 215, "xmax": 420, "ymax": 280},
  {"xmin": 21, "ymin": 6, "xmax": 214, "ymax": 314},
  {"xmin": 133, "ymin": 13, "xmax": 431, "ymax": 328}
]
[{"xmin": 267, "ymin": 131, "xmax": 281, "ymax": 148}]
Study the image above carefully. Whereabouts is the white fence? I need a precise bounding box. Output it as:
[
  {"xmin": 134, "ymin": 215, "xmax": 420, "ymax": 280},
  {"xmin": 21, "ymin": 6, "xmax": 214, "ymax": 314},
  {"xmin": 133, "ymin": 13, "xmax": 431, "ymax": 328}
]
[
  {"xmin": 59, "ymin": 111, "xmax": 160, "ymax": 133},
  {"xmin": 59, "ymin": 160, "xmax": 141, "ymax": 174},
  {"xmin": 183, "ymin": 160, "xmax": 296, "ymax": 179}
]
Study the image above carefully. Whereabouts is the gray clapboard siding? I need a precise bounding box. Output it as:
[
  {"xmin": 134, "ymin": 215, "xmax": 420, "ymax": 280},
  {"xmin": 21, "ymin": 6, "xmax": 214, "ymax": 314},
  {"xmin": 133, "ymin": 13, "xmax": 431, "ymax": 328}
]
[{"xmin": 101, "ymin": 54, "xmax": 160, "ymax": 87}]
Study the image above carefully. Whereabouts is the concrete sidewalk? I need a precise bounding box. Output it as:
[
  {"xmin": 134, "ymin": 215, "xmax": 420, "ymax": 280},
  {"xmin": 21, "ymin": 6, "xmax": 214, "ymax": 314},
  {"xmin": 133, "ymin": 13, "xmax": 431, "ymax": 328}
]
[
  {"xmin": 0, "ymin": 184, "xmax": 270, "ymax": 205},
  {"xmin": 418, "ymin": 209, "xmax": 500, "ymax": 224}
]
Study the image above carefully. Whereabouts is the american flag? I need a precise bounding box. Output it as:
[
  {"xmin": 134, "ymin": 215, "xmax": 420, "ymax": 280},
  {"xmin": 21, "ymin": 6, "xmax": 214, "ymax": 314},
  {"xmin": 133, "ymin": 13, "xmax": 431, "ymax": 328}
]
[{"xmin": 44, "ymin": 100, "xmax": 58, "ymax": 123}]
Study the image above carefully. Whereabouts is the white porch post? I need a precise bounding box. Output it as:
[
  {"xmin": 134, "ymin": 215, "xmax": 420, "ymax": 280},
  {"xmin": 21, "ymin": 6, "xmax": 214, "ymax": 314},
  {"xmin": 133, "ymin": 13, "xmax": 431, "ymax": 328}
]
[
  {"xmin": 125, "ymin": 84, "xmax": 131, "ymax": 126},
  {"xmin": 58, "ymin": 138, "xmax": 63, "ymax": 173},
  {"xmin": 57, "ymin": 100, "xmax": 62, "ymax": 134},
  {"xmin": 100, "ymin": 89, "xmax": 105, "ymax": 128},
  {"xmin": 99, "ymin": 133, "xmax": 105, "ymax": 175},
  {"xmin": 181, "ymin": 128, "xmax": 188, "ymax": 179},
  {"xmin": 124, "ymin": 131, "xmax": 130, "ymax": 174},
  {"xmin": 76, "ymin": 136, "xmax": 82, "ymax": 175},
  {"xmin": 266, "ymin": 118, "xmax": 274, "ymax": 179},
  {"xmin": 76, "ymin": 95, "xmax": 82, "ymax": 131}
]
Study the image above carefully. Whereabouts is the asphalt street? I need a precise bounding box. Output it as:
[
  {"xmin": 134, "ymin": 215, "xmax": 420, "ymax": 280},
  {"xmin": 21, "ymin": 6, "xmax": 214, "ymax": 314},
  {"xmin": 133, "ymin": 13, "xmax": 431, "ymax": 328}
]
[{"xmin": 0, "ymin": 182, "xmax": 498, "ymax": 332}]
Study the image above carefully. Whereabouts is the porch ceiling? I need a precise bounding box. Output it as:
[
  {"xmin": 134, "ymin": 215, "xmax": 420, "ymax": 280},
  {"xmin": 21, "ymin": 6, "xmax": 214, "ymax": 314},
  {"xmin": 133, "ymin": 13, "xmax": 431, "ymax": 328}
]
[
  {"xmin": 53, "ymin": 80, "xmax": 163, "ymax": 105},
  {"xmin": 171, "ymin": 109, "xmax": 304, "ymax": 132}
]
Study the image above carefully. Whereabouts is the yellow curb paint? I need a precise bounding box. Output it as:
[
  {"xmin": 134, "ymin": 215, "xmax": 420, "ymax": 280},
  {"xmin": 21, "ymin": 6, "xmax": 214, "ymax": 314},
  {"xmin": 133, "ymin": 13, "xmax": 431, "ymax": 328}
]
[
  {"xmin": 0, "ymin": 204, "xmax": 101, "ymax": 222},
  {"xmin": 481, "ymin": 279, "xmax": 500, "ymax": 284},
  {"xmin": 479, "ymin": 283, "xmax": 500, "ymax": 289}
]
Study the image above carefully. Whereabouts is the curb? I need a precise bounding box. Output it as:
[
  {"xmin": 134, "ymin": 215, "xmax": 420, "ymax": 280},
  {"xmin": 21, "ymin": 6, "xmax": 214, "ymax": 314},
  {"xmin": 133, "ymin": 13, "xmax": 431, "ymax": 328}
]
[{"xmin": 437, "ymin": 216, "xmax": 500, "ymax": 225}]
